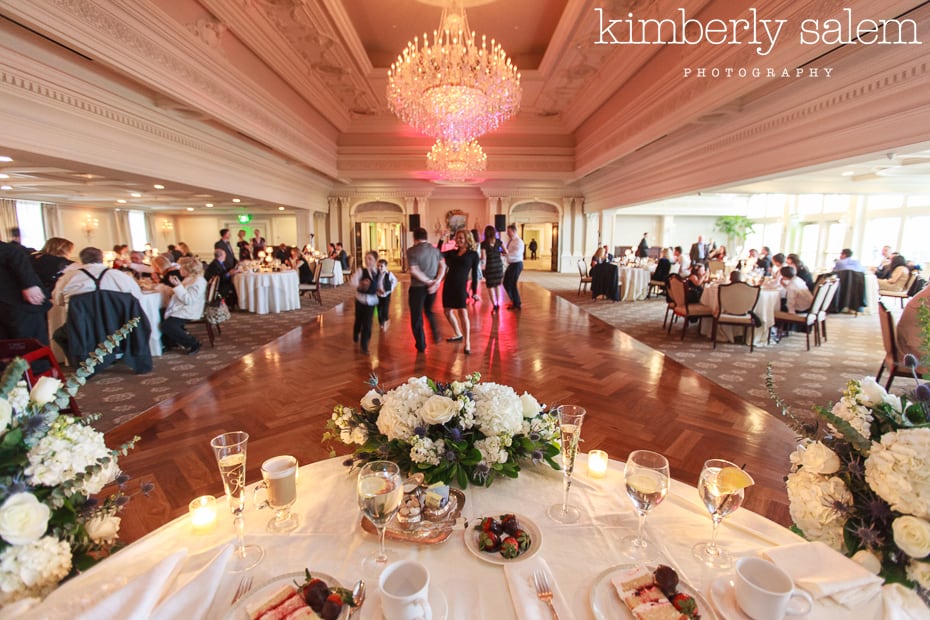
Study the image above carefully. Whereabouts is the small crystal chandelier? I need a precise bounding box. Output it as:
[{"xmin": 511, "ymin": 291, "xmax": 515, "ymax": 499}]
[
  {"xmin": 387, "ymin": 1, "xmax": 522, "ymax": 143},
  {"xmin": 427, "ymin": 140, "xmax": 487, "ymax": 181}
]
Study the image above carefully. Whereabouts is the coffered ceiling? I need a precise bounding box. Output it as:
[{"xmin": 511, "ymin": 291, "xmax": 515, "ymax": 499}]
[{"xmin": 1, "ymin": 0, "xmax": 929, "ymax": 214}]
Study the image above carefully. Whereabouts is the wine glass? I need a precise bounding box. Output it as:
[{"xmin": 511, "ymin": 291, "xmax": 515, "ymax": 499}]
[
  {"xmin": 620, "ymin": 450, "xmax": 669, "ymax": 560},
  {"xmin": 357, "ymin": 460, "xmax": 404, "ymax": 577},
  {"xmin": 547, "ymin": 405, "xmax": 586, "ymax": 524},
  {"xmin": 210, "ymin": 431, "xmax": 264, "ymax": 572},
  {"xmin": 692, "ymin": 458, "xmax": 752, "ymax": 568}
]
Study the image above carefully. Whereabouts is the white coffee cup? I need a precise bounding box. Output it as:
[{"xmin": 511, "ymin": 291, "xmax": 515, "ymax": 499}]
[
  {"xmin": 379, "ymin": 560, "xmax": 431, "ymax": 620},
  {"xmin": 734, "ymin": 557, "xmax": 814, "ymax": 620},
  {"xmin": 252, "ymin": 455, "xmax": 298, "ymax": 532}
]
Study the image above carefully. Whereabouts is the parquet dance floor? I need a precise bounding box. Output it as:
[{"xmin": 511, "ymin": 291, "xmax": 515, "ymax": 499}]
[{"xmin": 109, "ymin": 280, "xmax": 796, "ymax": 542}]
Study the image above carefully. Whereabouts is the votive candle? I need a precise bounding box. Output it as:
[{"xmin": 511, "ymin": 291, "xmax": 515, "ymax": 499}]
[
  {"xmin": 587, "ymin": 450, "xmax": 609, "ymax": 478},
  {"xmin": 189, "ymin": 495, "xmax": 217, "ymax": 533}
]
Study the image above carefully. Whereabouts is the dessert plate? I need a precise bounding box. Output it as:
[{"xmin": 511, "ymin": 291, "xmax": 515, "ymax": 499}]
[
  {"xmin": 463, "ymin": 513, "xmax": 542, "ymax": 565},
  {"xmin": 373, "ymin": 585, "xmax": 448, "ymax": 620},
  {"xmin": 589, "ymin": 564, "xmax": 718, "ymax": 620},
  {"xmin": 226, "ymin": 571, "xmax": 348, "ymax": 619},
  {"xmin": 709, "ymin": 574, "xmax": 752, "ymax": 619}
]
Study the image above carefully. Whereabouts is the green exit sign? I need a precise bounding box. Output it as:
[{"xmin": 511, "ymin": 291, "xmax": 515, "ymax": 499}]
[{"xmin": 237, "ymin": 214, "xmax": 252, "ymax": 224}]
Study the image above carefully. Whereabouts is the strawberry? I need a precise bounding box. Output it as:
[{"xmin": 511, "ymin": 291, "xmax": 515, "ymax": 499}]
[
  {"xmin": 500, "ymin": 536, "xmax": 520, "ymax": 559},
  {"xmin": 671, "ymin": 592, "xmax": 699, "ymax": 619},
  {"xmin": 515, "ymin": 528, "xmax": 532, "ymax": 552},
  {"xmin": 478, "ymin": 530, "xmax": 501, "ymax": 552},
  {"xmin": 321, "ymin": 593, "xmax": 344, "ymax": 620}
]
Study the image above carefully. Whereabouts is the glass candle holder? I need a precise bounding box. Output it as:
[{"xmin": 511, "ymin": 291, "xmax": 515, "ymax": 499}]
[
  {"xmin": 587, "ymin": 450, "xmax": 609, "ymax": 478},
  {"xmin": 189, "ymin": 495, "xmax": 217, "ymax": 534}
]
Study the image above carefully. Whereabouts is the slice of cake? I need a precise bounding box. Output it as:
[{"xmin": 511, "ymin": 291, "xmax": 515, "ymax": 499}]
[
  {"xmin": 631, "ymin": 601, "xmax": 687, "ymax": 620},
  {"xmin": 611, "ymin": 566, "xmax": 688, "ymax": 620},
  {"xmin": 245, "ymin": 584, "xmax": 322, "ymax": 620}
]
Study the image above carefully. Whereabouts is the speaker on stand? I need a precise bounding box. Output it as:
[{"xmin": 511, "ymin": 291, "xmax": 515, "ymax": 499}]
[
  {"xmin": 409, "ymin": 214, "xmax": 421, "ymax": 230},
  {"xmin": 494, "ymin": 214, "xmax": 506, "ymax": 232}
]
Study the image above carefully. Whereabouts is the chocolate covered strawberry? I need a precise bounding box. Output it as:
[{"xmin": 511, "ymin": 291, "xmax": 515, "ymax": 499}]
[
  {"xmin": 515, "ymin": 529, "xmax": 531, "ymax": 552},
  {"xmin": 478, "ymin": 530, "xmax": 501, "ymax": 552},
  {"xmin": 500, "ymin": 536, "xmax": 520, "ymax": 559}
]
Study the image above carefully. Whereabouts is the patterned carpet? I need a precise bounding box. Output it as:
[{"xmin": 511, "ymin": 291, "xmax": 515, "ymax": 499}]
[{"xmin": 74, "ymin": 270, "xmax": 912, "ymax": 434}]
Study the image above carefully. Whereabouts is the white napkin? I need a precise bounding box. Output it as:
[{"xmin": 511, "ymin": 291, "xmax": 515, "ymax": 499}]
[
  {"xmin": 882, "ymin": 583, "xmax": 930, "ymax": 620},
  {"xmin": 150, "ymin": 545, "xmax": 232, "ymax": 620},
  {"xmin": 504, "ymin": 556, "xmax": 575, "ymax": 620},
  {"xmin": 74, "ymin": 550, "xmax": 187, "ymax": 620},
  {"xmin": 763, "ymin": 541, "xmax": 883, "ymax": 608}
]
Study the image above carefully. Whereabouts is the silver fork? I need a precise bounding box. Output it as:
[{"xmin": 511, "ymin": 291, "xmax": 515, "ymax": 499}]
[
  {"xmin": 533, "ymin": 570, "xmax": 560, "ymax": 620},
  {"xmin": 230, "ymin": 575, "xmax": 253, "ymax": 605}
]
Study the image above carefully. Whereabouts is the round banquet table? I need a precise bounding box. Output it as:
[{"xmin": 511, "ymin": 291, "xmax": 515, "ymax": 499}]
[
  {"xmin": 616, "ymin": 266, "xmax": 650, "ymax": 301},
  {"xmin": 233, "ymin": 270, "xmax": 300, "ymax": 314},
  {"xmin": 26, "ymin": 454, "xmax": 892, "ymax": 620},
  {"xmin": 699, "ymin": 283, "xmax": 782, "ymax": 346}
]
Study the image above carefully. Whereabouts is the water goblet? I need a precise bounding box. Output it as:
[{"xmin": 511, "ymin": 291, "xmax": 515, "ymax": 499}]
[
  {"xmin": 547, "ymin": 405, "xmax": 587, "ymax": 524},
  {"xmin": 357, "ymin": 460, "xmax": 404, "ymax": 577},
  {"xmin": 210, "ymin": 431, "xmax": 264, "ymax": 572},
  {"xmin": 692, "ymin": 458, "xmax": 754, "ymax": 568},
  {"xmin": 620, "ymin": 450, "xmax": 669, "ymax": 560}
]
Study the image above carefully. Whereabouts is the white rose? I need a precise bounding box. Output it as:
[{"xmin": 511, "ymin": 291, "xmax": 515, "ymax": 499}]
[
  {"xmin": 84, "ymin": 513, "xmax": 121, "ymax": 545},
  {"xmin": 360, "ymin": 390, "xmax": 382, "ymax": 412},
  {"xmin": 858, "ymin": 377, "xmax": 887, "ymax": 407},
  {"xmin": 350, "ymin": 427, "xmax": 368, "ymax": 445},
  {"xmin": 893, "ymin": 516, "xmax": 930, "ymax": 558},
  {"xmin": 799, "ymin": 442, "xmax": 841, "ymax": 475},
  {"xmin": 852, "ymin": 550, "xmax": 883, "ymax": 574},
  {"xmin": 520, "ymin": 393, "xmax": 540, "ymax": 419},
  {"xmin": 420, "ymin": 395, "xmax": 458, "ymax": 425},
  {"xmin": 29, "ymin": 377, "xmax": 62, "ymax": 407},
  {"xmin": 0, "ymin": 493, "xmax": 50, "ymax": 545},
  {"xmin": 450, "ymin": 381, "xmax": 466, "ymax": 395},
  {"xmin": 883, "ymin": 393, "xmax": 902, "ymax": 412},
  {"xmin": 0, "ymin": 398, "xmax": 11, "ymax": 432},
  {"xmin": 907, "ymin": 560, "xmax": 930, "ymax": 589}
]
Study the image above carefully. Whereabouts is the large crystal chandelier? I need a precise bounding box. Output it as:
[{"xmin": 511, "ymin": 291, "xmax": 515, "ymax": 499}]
[
  {"xmin": 387, "ymin": 2, "xmax": 522, "ymax": 144},
  {"xmin": 427, "ymin": 139, "xmax": 487, "ymax": 181}
]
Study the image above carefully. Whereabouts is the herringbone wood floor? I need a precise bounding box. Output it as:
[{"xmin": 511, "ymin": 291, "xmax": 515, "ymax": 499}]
[{"xmin": 108, "ymin": 280, "xmax": 797, "ymax": 542}]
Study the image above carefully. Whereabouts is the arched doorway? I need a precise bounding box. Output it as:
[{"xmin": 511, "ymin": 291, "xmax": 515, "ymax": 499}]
[
  {"xmin": 510, "ymin": 201, "xmax": 560, "ymax": 272},
  {"xmin": 353, "ymin": 201, "xmax": 405, "ymax": 270}
]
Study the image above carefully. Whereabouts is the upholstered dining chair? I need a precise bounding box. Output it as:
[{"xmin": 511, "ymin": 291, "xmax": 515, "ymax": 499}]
[
  {"xmin": 876, "ymin": 301, "xmax": 927, "ymax": 389},
  {"xmin": 879, "ymin": 271, "xmax": 918, "ymax": 308},
  {"xmin": 318, "ymin": 258, "xmax": 337, "ymax": 287},
  {"xmin": 0, "ymin": 338, "xmax": 80, "ymax": 415},
  {"xmin": 712, "ymin": 282, "xmax": 761, "ymax": 352},
  {"xmin": 189, "ymin": 275, "xmax": 221, "ymax": 348},
  {"xmin": 577, "ymin": 259, "xmax": 592, "ymax": 295},
  {"xmin": 666, "ymin": 274, "xmax": 714, "ymax": 341},
  {"xmin": 816, "ymin": 278, "xmax": 840, "ymax": 343},
  {"xmin": 771, "ymin": 278, "xmax": 832, "ymax": 350},
  {"xmin": 299, "ymin": 261, "xmax": 323, "ymax": 304}
]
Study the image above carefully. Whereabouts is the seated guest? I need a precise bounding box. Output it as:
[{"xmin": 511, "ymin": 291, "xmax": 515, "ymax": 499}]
[
  {"xmin": 127, "ymin": 251, "xmax": 153, "ymax": 279},
  {"xmin": 685, "ymin": 263, "xmax": 707, "ymax": 304},
  {"xmin": 327, "ymin": 242, "xmax": 338, "ymax": 259},
  {"xmin": 875, "ymin": 245, "xmax": 894, "ymax": 278},
  {"xmin": 729, "ymin": 270, "xmax": 744, "ymax": 283},
  {"xmin": 214, "ymin": 229, "xmax": 238, "ymax": 272},
  {"xmin": 166, "ymin": 244, "xmax": 182, "ymax": 261},
  {"xmin": 111, "ymin": 244, "xmax": 131, "ymax": 269},
  {"xmin": 779, "ymin": 265, "xmax": 814, "ymax": 314},
  {"xmin": 54, "ymin": 247, "xmax": 144, "ymax": 306},
  {"xmin": 603, "ymin": 245, "xmax": 614, "ymax": 262},
  {"xmin": 897, "ymin": 284, "xmax": 930, "ymax": 364},
  {"xmin": 335, "ymin": 242, "xmax": 349, "ymax": 270},
  {"xmin": 176, "ymin": 242, "xmax": 193, "ymax": 259},
  {"xmin": 162, "ymin": 257, "xmax": 206, "ymax": 354},
  {"xmin": 273, "ymin": 243, "xmax": 290, "ymax": 263},
  {"xmin": 833, "ymin": 248, "xmax": 865, "ymax": 272},
  {"xmin": 31, "ymin": 237, "xmax": 75, "ymax": 296},
  {"xmin": 769, "ymin": 253, "xmax": 785, "ymax": 281},
  {"xmin": 878, "ymin": 255, "xmax": 911, "ymax": 293},
  {"xmin": 653, "ymin": 248, "xmax": 672, "ymax": 282},
  {"xmin": 756, "ymin": 247, "xmax": 772, "ymax": 275},
  {"xmin": 673, "ymin": 245, "xmax": 691, "ymax": 273},
  {"xmin": 288, "ymin": 247, "xmax": 314, "ymax": 284},
  {"xmin": 708, "ymin": 245, "xmax": 727, "ymax": 261},
  {"xmin": 786, "ymin": 254, "xmax": 814, "ymax": 291},
  {"xmin": 743, "ymin": 249, "xmax": 759, "ymax": 272},
  {"xmin": 590, "ymin": 246, "xmax": 607, "ymax": 268},
  {"xmin": 151, "ymin": 254, "xmax": 182, "ymax": 287},
  {"xmin": 205, "ymin": 248, "xmax": 238, "ymax": 308}
]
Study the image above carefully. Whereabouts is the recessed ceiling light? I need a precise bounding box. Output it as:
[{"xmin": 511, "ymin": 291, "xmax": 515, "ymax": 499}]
[
  {"xmin": 0, "ymin": 185, "xmax": 11, "ymax": 190},
  {"xmin": 232, "ymin": 198, "xmax": 241, "ymax": 203},
  {"xmin": 117, "ymin": 199, "xmax": 127, "ymax": 204},
  {"xmin": 114, "ymin": 208, "xmax": 121, "ymax": 212},
  {"xmin": 186, "ymin": 207, "xmax": 194, "ymax": 211},
  {"xmin": 278, "ymin": 206, "xmax": 285, "ymax": 211},
  {"xmin": 0, "ymin": 174, "xmax": 8, "ymax": 179},
  {"xmin": 131, "ymin": 192, "xmax": 142, "ymax": 198},
  {"xmin": 841, "ymin": 170, "xmax": 855, "ymax": 177},
  {"xmin": 153, "ymin": 184, "xmax": 165, "ymax": 189},
  {"xmin": 205, "ymin": 203, "xmax": 213, "ymax": 208},
  {"xmin": 0, "ymin": 156, "xmax": 12, "ymax": 162}
]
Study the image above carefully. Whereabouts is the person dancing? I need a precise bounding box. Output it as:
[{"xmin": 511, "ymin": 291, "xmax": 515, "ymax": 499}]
[
  {"xmin": 502, "ymin": 224, "xmax": 525, "ymax": 310},
  {"xmin": 351, "ymin": 251, "xmax": 381, "ymax": 355},
  {"xmin": 480, "ymin": 225, "xmax": 505, "ymax": 313},
  {"xmin": 442, "ymin": 229, "xmax": 480, "ymax": 355}
]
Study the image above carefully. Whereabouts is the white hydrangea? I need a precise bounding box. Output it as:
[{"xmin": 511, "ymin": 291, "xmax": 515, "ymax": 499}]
[
  {"xmin": 907, "ymin": 560, "xmax": 930, "ymax": 589},
  {"xmin": 865, "ymin": 428, "xmax": 930, "ymax": 520},
  {"xmin": 24, "ymin": 416, "xmax": 116, "ymax": 496},
  {"xmin": 409, "ymin": 436, "xmax": 444, "ymax": 466},
  {"xmin": 786, "ymin": 469, "xmax": 852, "ymax": 552},
  {"xmin": 376, "ymin": 378, "xmax": 434, "ymax": 441},
  {"xmin": 475, "ymin": 436, "xmax": 510, "ymax": 465},
  {"xmin": 6, "ymin": 386, "xmax": 28, "ymax": 415},
  {"xmin": 829, "ymin": 397, "xmax": 873, "ymax": 440},
  {"xmin": 0, "ymin": 536, "xmax": 72, "ymax": 605},
  {"xmin": 471, "ymin": 383, "xmax": 523, "ymax": 437}
]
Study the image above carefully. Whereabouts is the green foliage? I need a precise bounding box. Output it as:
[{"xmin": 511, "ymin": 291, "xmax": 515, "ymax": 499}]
[{"xmin": 714, "ymin": 215, "xmax": 755, "ymax": 244}]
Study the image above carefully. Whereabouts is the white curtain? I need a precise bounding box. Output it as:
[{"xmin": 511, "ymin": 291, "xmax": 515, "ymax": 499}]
[
  {"xmin": 114, "ymin": 209, "xmax": 131, "ymax": 246},
  {"xmin": 0, "ymin": 199, "xmax": 18, "ymax": 241},
  {"xmin": 42, "ymin": 203, "xmax": 61, "ymax": 238}
]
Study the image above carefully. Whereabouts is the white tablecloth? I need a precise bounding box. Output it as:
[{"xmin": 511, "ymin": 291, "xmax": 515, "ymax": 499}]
[
  {"xmin": 699, "ymin": 284, "xmax": 781, "ymax": 346},
  {"xmin": 48, "ymin": 288, "xmax": 168, "ymax": 362},
  {"xmin": 29, "ymin": 454, "xmax": 888, "ymax": 620},
  {"xmin": 233, "ymin": 270, "xmax": 300, "ymax": 314},
  {"xmin": 617, "ymin": 266, "xmax": 650, "ymax": 301},
  {"xmin": 864, "ymin": 273, "xmax": 879, "ymax": 315},
  {"xmin": 318, "ymin": 261, "xmax": 344, "ymax": 287}
]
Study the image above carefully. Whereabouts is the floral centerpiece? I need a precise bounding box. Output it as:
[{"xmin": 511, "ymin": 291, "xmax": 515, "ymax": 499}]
[
  {"xmin": 323, "ymin": 372, "xmax": 560, "ymax": 487},
  {"xmin": 768, "ymin": 354, "xmax": 930, "ymax": 603},
  {"xmin": 0, "ymin": 320, "xmax": 150, "ymax": 607}
]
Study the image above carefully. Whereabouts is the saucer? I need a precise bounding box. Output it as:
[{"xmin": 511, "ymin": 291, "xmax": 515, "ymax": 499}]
[
  {"xmin": 709, "ymin": 574, "xmax": 752, "ymax": 620},
  {"xmin": 375, "ymin": 584, "xmax": 448, "ymax": 620}
]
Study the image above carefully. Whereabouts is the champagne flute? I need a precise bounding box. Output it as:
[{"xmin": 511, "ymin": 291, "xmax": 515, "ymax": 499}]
[
  {"xmin": 692, "ymin": 458, "xmax": 753, "ymax": 568},
  {"xmin": 547, "ymin": 405, "xmax": 586, "ymax": 524},
  {"xmin": 620, "ymin": 450, "xmax": 669, "ymax": 560},
  {"xmin": 357, "ymin": 460, "xmax": 404, "ymax": 577},
  {"xmin": 210, "ymin": 431, "xmax": 264, "ymax": 572}
]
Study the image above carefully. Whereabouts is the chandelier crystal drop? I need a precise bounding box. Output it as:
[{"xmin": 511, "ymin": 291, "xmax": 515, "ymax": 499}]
[
  {"xmin": 387, "ymin": 4, "xmax": 522, "ymax": 143},
  {"xmin": 427, "ymin": 139, "xmax": 487, "ymax": 181}
]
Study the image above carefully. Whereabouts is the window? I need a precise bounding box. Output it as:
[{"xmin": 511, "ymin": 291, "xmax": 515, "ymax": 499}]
[
  {"xmin": 128, "ymin": 211, "xmax": 148, "ymax": 251},
  {"xmin": 862, "ymin": 217, "xmax": 901, "ymax": 267},
  {"xmin": 15, "ymin": 200, "xmax": 45, "ymax": 249},
  {"xmin": 900, "ymin": 216, "xmax": 930, "ymax": 269}
]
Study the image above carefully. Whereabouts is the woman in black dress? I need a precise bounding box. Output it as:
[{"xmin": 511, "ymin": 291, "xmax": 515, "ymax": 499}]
[
  {"xmin": 31, "ymin": 237, "xmax": 75, "ymax": 296},
  {"xmin": 236, "ymin": 229, "xmax": 251, "ymax": 261},
  {"xmin": 443, "ymin": 229, "xmax": 479, "ymax": 354},
  {"xmin": 480, "ymin": 225, "xmax": 504, "ymax": 313}
]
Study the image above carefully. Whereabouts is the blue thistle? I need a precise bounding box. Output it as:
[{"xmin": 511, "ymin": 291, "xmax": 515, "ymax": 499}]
[
  {"xmin": 866, "ymin": 497, "xmax": 893, "ymax": 524},
  {"xmin": 531, "ymin": 450, "xmax": 543, "ymax": 465},
  {"xmin": 529, "ymin": 431, "xmax": 540, "ymax": 442},
  {"xmin": 846, "ymin": 454, "xmax": 864, "ymax": 478},
  {"xmin": 903, "ymin": 354, "xmax": 920, "ymax": 369},
  {"xmin": 853, "ymin": 522, "xmax": 884, "ymax": 549},
  {"xmin": 474, "ymin": 462, "xmax": 490, "ymax": 482},
  {"xmin": 916, "ymin": 384, "xmax": 930, "ymax": 403},
  {"xmin": 342, "ymin": 458, "xmax": 355, "ymax": 467},
  {"xmin": 115, "ymin": 495, "xmax": 130, "ymax": 507},
  {"xmin": 414, "ymin": 426, "xmax": 427, "ymax": 438},
  {"xmin": 444, "ymin": 449, "xmax": 456, "ymax": 462},
  {"xmin": 115, "ymin": 473, "xmax": 130, "ymax": 487},
  {"xmin": 140, "ymin": 482, "xmax": 155, "ymax": 496},
  {"xmin": 446, "ymin": 427, "xmax": 463, "ymax": 442}
]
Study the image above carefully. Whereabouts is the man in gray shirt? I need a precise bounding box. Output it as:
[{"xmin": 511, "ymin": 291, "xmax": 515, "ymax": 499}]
[{"xmin": 407, "ymin": 227, "xmax": 446, "ymax": 352}]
